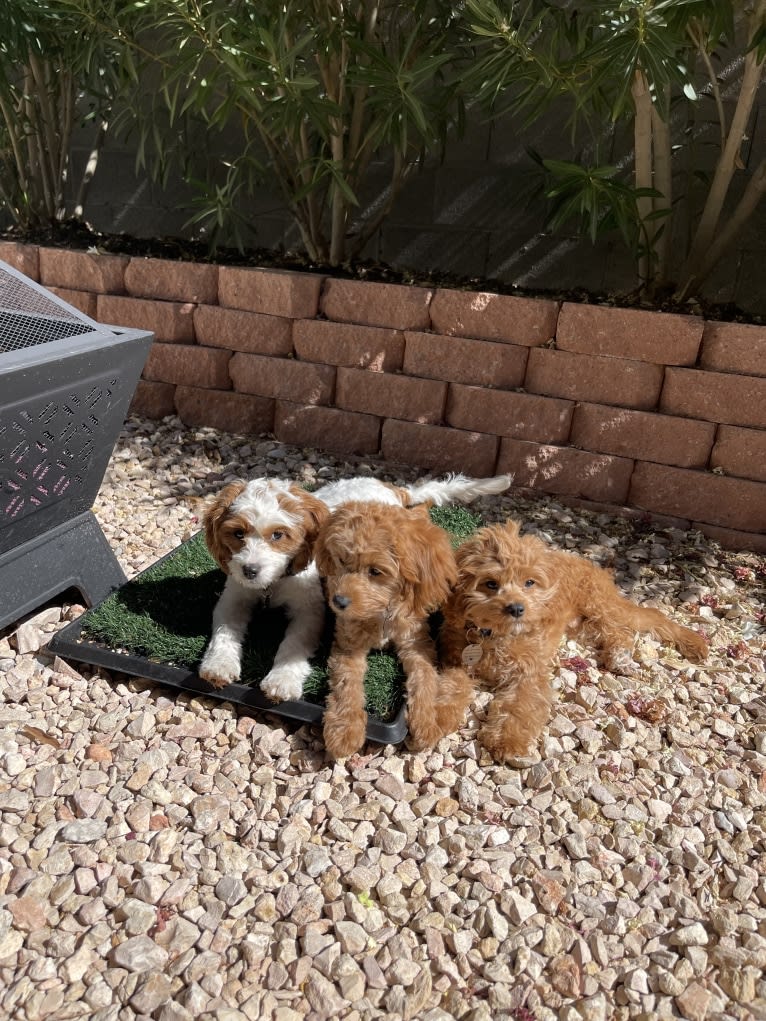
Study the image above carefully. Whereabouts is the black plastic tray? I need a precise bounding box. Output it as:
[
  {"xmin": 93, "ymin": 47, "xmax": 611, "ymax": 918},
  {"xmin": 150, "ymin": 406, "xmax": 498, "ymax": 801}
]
[{"xmin": 47, "ymin": 558, "xmax": 408, "ymax": 746}]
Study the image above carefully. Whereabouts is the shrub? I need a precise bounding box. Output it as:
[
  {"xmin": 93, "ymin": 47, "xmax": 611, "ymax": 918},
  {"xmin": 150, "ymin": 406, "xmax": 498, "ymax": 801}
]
[
  {"xmin": 101, "ymin": 0, "xmax": 466, "ymax": 264},
  {"xmin": 463, "ymin": 0, "xmax": 766, "ymax": 301},
  {"xmin": 0, "ymin": 0, "xmax": 128, "ymax": 227}
]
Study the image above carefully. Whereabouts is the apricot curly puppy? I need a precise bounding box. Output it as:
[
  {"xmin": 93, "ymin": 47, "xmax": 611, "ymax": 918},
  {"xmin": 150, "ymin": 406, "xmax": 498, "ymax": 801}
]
[
  {"xmin": 440, "ymin": 520, "xmax": 708, "ymax": 762},
  {"xmin": 314, "ymin": 502, "xmax": 471, "ymax": 759}
]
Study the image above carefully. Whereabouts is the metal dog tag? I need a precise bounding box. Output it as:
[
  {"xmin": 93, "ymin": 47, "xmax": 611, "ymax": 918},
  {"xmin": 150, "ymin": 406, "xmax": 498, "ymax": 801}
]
[{"xmin": 462, "ymin": 644, "xmax": 483, "ymax": 667}]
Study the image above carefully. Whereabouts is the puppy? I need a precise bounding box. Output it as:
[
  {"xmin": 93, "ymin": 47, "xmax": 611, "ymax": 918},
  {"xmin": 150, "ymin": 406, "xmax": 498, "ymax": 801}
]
[
  {"xmin": 199, "ymin": 473, "xmax": 511, "ymax": 703},
  {"xmin": 440, "ymin": 520, "xmax": 708, "ymax": 761},
  {"xmin": 314, "ymin": 501, "xmax": 473, "ymax": 758}
]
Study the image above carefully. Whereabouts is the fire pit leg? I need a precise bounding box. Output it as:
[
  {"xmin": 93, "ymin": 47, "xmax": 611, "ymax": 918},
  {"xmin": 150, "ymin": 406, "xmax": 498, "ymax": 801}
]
[{"xmin": 0, "ymin": 510, "xmax": 126, "ymax": 630}]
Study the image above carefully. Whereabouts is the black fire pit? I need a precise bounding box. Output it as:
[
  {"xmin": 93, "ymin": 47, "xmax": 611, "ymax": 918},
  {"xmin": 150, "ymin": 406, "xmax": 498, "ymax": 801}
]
[{"xmin": 0, "ymin": 259, "xmax": 153, "ymax": 629}]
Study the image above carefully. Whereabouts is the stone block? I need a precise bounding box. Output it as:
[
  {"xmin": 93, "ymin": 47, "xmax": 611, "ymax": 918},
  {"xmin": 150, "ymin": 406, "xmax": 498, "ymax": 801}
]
[
  {"xmin": 710, "ymin": 424, "xmax": 766, "ymax": 483},
  {"xmin": 430, "ymin": 288, "xmax": 559, "ymax": 346},
  {"xmin": 175, "ymin": 386, "xmax": 274, "ymax": 435},
  {"xmin": 39, "ymin": 248, "xmax": 128, "ymax": 293},
  {"xmin": 446, "ymin": 385, "xmax": 572, "ymax": 443},
  {"xmin": 335, "ymin": 367, "xmax": 446, "ymax": 424},
  {"xmin": 497, "ymin": 439, "xmax": 634, "ymax": 504},
  {"xmin": 0, "ymin": 242, "xmax": 39, "ymax": 280},
  {"xmin": 194, "ymin": 305, "xmax": 293, "ymax": 356},
  {"xmin": 125, "ymin": 258, "xmax": 218, "ymax": 304},
  {"xmin": 571, "ymin": 403, "xmax": 716, "ymax": 468},
  {"xmin": 526, "ymin": 348, "xmax": 664, "ymax": 410},
  {"xmin": 130, "ymin": 380, "xmax": 176, "ymax": 419},
  {"xmin": 230, "ymin": 352, "xmax": 335, "ymax": 405},
  {"xmin": 556, "ymin": 303, "xmax": 703, "ymax": 365},
  {"xmin": 219, "ymin": 267, "xmax": 323, "ymax": 318},
  {"xmin": 660, "ymin": 368, "xmax": 766, "ymax": 429},
  {"xmin": 629, "ymin": 462, "xmax": 766, "ymax": 533},
  {"xmin": 381, "ymin": 420, "xmax": 498, "ymax": 476},
  {"xmin": 293, "ymin": 320, "xmax": 405, "ymax": 371},
  {"xmin": 700, "ymin": 321, "xmax": 766, "ymax": 377},
  {"xmin": 275, "ymin": 402, "xmax": 381, "ymax": 455},
  {"xmin": 97, "ymin": 295, "xmax": 194, "ymax": 343},
  {"xmin": 403, "ymin": 331, "xmax": 528, "ymax": 388},
  {"xmin": 143, "ymin": 343, "xmax": 231, "ymax": 389},
  {"xmin": 321, "ymin": 277, "xmax": 432, "ymax": 330}
]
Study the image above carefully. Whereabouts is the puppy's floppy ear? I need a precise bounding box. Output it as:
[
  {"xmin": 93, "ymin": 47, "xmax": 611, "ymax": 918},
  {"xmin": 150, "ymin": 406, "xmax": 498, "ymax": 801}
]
[
  {"xmin": 454, "ymin": 527, "xmax": 490, "ymax": 579},
  {"xmin": 288, "ymin": 487, "xmax": 331, "ymax": 574},
  {"xmin": 313, "ymin": 504, "xmax": 362, "ymax": 579},
  {"xmin": 396, "ymin": 513, "xmax": 457, "ymax": 616},
  {"xmin": 204, "ymin": 481, "xmax": 246, "ymax": 572},
  {"xmin": 312, "ymin": 526, "xmax": 331, "ymax": 580}
]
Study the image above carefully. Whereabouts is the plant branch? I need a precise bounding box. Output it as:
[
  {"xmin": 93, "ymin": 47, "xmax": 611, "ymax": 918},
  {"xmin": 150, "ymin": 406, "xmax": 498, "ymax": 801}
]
[
  {"xmin": 684, "ymin": 0, "xmax": 766, "ymax": 274},
  {"xmin": 651, "ymin": 95, "xmax": 672, "ymax": 284},
  {"xmin": 687, "ymin": 21, "xmax": 726, "ymax": 149},
  {"xmin": 631, "ymin": 70, "xmax": 653, "ymax": 286},
  {"xmin": 75, "ymin": 115, "xmax": 110, "ymax": 218},
  {"xmin": 679, "ymin": 158, "xmax": 766, "ymax": 298}
]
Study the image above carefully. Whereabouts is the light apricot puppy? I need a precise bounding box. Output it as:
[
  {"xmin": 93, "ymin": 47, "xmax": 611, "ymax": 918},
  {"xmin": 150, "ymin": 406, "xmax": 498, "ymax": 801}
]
[
  {"xmin": 314, "ymin": 502, "xmax": 471, "ymax": 759},
  {"xmin": 440, "ymin": 520, "xmax": 709, "ymax": 761}
]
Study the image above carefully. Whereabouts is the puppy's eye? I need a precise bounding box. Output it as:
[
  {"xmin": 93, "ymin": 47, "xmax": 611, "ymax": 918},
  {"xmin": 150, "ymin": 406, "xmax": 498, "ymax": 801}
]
[
  {"xmin": 484, "ymin": 579, "xmax": 499, "ymax": 590},
  {"xmin": 368, "ymin": 566, "xmax": 382, "ymax": 577},
  {"xmin": 270, "ymin": 530, "xmax": 284, "ymax": 541},
  {"xmin": 233, "ymin": 529, "xmax": 245, "ymax": 540},
  {"xmin": 524, "ymin": 579, "xmax": 536, "ymax": 588}
]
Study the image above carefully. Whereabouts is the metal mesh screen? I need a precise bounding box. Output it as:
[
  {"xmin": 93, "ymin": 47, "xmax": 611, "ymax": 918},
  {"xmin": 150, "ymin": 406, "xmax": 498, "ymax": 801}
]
[{"xmin": 0, "ymin": 264, "xmax": 100, "ymax": 354}]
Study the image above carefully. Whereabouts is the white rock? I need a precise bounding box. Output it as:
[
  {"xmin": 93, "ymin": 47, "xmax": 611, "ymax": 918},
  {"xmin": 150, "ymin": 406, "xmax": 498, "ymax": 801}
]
[
  {"xmin": 111, "ymin": 935, "xmax": 169, "ymax": 972},
  {"xmin": 60, "ymin": 819, "xmax": 108, "ymax": 843}
]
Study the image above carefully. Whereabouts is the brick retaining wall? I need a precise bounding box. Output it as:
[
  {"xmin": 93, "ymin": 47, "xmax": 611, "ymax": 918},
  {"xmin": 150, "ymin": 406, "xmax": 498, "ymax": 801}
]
[{"xmin": 2, "ymin": 242, "xmax": 765, "ymax": 552}]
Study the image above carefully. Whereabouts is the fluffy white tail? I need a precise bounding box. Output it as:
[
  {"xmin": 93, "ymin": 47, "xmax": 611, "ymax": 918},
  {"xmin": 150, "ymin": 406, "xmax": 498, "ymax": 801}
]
[{"xmin": 403, "ymin": 473, "xmax": 512, "ymax": 507}]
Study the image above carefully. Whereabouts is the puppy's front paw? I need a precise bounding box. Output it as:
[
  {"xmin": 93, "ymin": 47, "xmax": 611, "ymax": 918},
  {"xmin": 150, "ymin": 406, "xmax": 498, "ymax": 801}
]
[
  {"xmin": 260, "ymin": 664, "xmax": 306, "ymax": 703},
  {"xmin": 406, "ymin": 715, "xmax": 444, "ymax": 753},
  {"xmin": 199, "ymin": 651, "xmax": 241, "ymax": 689},
  {"xmin": 323, "ymin": 711, "xmax": 367, "ymax": 760},
  {"xmin": 479, "ymin": 722, "xmax": 535, "ymax": 764},
  {"xmin": 677, "ymin": 629, "xmax": 708, "ymax": 663}
]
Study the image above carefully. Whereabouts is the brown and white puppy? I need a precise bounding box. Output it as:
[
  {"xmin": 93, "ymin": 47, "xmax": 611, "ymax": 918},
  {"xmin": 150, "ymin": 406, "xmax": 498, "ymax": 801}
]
[
  {"xmin": 200, "ymin": 478, "xmax": 328, "ymax": 701},
  {"xmin": 200, "ymin": 473, "xmax": 511, "ymax": 703},
  {"xmin": 314, "ymin": 501, "xmax": 473, "ymax": 759},
  {"xmin": 440, "ymin": 520, "xmax": 709, "ymax": 761}
]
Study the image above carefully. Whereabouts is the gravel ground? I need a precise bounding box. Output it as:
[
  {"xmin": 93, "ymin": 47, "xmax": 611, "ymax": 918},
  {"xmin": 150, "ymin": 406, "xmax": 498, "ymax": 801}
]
[{"xmin": 1, "ymin": 414, "xmax": 766, "ymax": 1021}]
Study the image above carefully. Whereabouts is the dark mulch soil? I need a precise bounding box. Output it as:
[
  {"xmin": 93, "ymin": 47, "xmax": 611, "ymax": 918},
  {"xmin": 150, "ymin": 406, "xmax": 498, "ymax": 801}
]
[{"xmin": 2, "ymin": 218, "xmax": 760, "ymax": 324}]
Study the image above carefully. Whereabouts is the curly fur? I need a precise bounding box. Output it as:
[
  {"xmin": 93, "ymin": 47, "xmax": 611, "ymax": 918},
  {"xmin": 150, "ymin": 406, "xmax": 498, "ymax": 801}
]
[
  {"xmin": 315, "ymin": 502, "xmax": 473, "ymax": 759},
  {"xmin": 440, "ymin": 520, "xmax": 709, "ymax": 761},
  {"xmin": 198, "ymin": 472, "xmax": 511, "ymax": 704}
]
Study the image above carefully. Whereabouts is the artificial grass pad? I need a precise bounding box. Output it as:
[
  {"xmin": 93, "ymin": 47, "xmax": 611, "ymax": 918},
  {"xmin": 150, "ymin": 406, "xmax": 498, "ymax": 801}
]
[{"xmin": 77, "ymin": 505, "xmax": 482, "ymax": 723}]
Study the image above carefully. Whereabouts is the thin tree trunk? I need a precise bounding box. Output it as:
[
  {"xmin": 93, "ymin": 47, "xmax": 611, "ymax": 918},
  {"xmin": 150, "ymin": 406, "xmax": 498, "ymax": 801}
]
[
  {"xmin": 651, "ymin": 97, "xmax": 672, "ymax": 285},
  {"xmin": 680, "ymin": 158, "xmax": 766, "ymax": 297},
  {"xmin": 632, "ymin": 70, "xmax": 654, "ymax": 287},
  {"xmin": 351, "ymin": 148, "xmax": 410, "ymax": 257},
  {"xmin": 682, "ymin": 0, "xmax": 766, "ymax": 286},
  {"xmin": 75, "ymin": 117, "xmax": 109, "ymax": 218},
  {"xmin": 329, "ymin": 38, "xmax": 349, "ymax": 266}
]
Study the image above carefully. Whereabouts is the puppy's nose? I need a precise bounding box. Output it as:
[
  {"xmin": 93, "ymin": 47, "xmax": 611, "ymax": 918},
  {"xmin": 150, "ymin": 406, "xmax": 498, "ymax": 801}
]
[
  {"xmin": 332, "ymin": 594, "xmax": 351, "ymax": 610},
  {"xmin": 504, "ymin": 602, "xmax": 525, "ymax": 618},
  {"xmin": 242, "ymin": 564, "xmax": 259, "ymax": 580}
]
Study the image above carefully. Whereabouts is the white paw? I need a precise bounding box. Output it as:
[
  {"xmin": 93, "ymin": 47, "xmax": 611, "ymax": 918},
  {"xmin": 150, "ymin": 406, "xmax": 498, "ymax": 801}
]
[
  {"xmin": 260, "ymin": 664, "xmax": 307, "ymax": 703},
  {"xmin": 199, "ymin": 649, "xmax": 241, "ymax": 689}
]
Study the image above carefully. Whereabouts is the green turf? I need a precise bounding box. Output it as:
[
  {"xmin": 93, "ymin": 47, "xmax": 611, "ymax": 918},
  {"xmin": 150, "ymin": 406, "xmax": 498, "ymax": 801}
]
[{"xmin": 80, "ymin": 505, "xmax": 481, "ymax": 721}]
